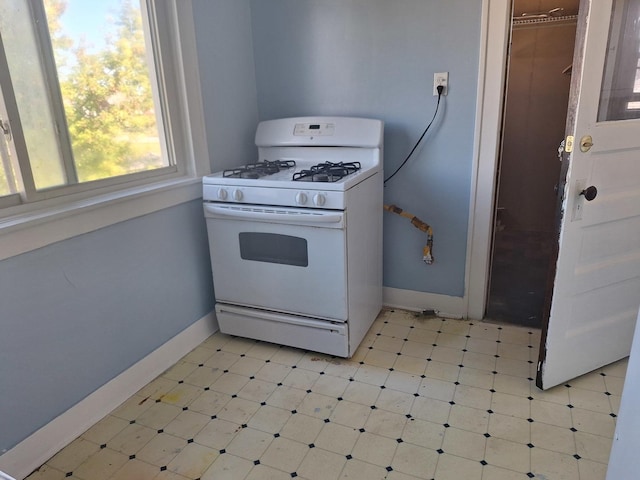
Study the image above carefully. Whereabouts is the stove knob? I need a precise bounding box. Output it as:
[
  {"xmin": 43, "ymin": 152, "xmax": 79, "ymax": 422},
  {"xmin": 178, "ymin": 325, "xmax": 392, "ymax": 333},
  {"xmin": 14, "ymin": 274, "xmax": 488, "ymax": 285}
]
[
  {"xmin": 217, "ymin": 188, "xmax": 228, "ymax": 201},
  {"xmin": 295, "ymin": 192, "xmax": 308, "ymax": 205},
  {"xmin": 232, "ymin": 189, "xmax": 243, "ymax": 202},
  {"xmin": 313, "ymin": 193, "xmax": 326, "ymax": 207}
]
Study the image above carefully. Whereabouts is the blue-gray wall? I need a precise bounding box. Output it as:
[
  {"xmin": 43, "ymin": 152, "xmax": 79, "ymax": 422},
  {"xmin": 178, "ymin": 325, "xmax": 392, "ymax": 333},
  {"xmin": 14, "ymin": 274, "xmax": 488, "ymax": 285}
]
[
  {"xmin": 250, "ymin": 0, "xmax": 481, "ymax": 296},
  {"xmin": 0, "ymin": 201, "xmax": 214, "ymax": 453}
]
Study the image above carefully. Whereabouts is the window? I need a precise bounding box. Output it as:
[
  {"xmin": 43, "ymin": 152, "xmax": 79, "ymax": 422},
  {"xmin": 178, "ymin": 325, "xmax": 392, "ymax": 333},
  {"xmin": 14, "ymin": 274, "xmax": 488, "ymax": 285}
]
[
  {"xmin": 598, "ymin": 0, "xmax": 640, "ymax": 121},
  {"xmin": 0, "ymin": 0, "xmax": 207, "ymax": 259},
  {"xmin": 0, "ymin": 0, "xmax": 205, "ymax": 209}
]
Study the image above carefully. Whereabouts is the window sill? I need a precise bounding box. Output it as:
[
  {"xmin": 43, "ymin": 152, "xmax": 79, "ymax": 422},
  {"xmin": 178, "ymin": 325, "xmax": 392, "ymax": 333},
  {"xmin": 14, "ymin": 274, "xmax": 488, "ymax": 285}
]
[{"xmin": 0, "ymin": 176, "xmax": 203, "ymax": 261}]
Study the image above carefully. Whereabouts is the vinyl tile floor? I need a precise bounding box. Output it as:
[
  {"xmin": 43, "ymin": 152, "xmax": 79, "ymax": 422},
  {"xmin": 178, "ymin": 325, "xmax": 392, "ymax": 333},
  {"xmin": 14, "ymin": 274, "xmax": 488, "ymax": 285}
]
[{"xmin": 26, "ymin": 308, "xmax": 626, "ymax": 480}]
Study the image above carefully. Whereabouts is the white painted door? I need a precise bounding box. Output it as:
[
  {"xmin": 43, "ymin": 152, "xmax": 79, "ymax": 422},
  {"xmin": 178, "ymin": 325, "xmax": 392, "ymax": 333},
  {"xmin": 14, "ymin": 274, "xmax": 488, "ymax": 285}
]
[{"xmin": 538, "ymin": 0, "xmax": 640, "ymax": 389}]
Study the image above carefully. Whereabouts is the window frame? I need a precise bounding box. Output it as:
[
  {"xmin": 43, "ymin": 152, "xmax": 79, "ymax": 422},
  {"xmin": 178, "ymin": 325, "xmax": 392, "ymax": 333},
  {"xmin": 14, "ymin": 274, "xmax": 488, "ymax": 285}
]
[{"xmin": 0, "ymin": 0, "xmax": 209, "ymax": 260}]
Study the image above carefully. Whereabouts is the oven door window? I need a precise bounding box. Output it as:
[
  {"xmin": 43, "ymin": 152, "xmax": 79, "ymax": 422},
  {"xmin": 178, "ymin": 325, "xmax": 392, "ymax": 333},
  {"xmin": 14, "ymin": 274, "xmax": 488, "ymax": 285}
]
[{"xmin": 239, "ymin": 232, "xmax": 308, "ymax": 267}]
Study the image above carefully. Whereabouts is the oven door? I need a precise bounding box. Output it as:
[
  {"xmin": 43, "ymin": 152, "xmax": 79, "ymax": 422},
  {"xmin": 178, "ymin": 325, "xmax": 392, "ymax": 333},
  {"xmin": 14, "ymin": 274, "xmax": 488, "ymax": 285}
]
[{"xmin": 204, "ymin": 203, "xmax": 348, "ymax": 321}]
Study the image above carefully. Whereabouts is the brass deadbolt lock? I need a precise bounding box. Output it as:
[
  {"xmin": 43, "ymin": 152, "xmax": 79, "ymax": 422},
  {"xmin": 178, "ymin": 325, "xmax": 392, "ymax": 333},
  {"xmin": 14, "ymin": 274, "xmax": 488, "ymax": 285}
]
[{"xmin": 580, "ymin": 135, "xmax": 593, "ymax": 152}]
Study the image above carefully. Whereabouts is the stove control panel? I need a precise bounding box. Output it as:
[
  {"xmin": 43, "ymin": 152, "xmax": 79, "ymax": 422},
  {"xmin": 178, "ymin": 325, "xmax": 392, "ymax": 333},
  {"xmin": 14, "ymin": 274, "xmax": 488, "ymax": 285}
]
[{"xmin": 293, "ymin": 122, "xmax": 335, "ymax": 136}]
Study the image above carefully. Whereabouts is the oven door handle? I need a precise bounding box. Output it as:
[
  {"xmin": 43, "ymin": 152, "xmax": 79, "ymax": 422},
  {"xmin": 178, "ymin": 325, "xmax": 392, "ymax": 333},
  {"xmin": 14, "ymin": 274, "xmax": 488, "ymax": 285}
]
[{"xmin": 204, "ymin": 204, "xmax": 344, "ymax": 224}]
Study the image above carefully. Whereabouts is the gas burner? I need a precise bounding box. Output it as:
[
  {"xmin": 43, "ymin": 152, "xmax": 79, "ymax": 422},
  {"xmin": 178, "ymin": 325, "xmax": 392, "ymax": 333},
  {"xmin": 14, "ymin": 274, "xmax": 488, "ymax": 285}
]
[
  {"xmin": 223, "ymin": 160, "xmax": 296, "ymax": 179},
  {"xmin": 292, "ymin": 161, "xmax": 362, "ymax": 182}
]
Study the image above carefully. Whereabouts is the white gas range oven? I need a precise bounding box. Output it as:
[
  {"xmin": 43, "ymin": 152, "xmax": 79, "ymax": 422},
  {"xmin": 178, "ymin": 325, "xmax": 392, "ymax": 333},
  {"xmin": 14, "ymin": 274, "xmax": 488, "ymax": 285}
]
[{"xmin": 202, "ymin": 117, "xmax": 383, "ymax": 357}]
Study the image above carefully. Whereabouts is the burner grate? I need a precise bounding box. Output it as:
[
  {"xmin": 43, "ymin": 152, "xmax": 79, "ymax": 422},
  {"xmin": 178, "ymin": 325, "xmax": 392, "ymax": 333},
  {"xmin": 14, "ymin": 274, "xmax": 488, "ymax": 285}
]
[
  {"xmin": 292, "ymin": 161, "xmax": 361, "ymax": 182},
  {"xmin": 223, "ymin": 160, "xmax": 296, "ymax": 179}
]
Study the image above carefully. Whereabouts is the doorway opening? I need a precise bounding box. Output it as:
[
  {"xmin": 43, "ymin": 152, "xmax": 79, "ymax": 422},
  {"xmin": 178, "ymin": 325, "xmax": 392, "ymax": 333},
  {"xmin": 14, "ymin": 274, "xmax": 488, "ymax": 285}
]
[{"xmin": 486, "ymin": 0, "xmax": 580, "ymax": 328}]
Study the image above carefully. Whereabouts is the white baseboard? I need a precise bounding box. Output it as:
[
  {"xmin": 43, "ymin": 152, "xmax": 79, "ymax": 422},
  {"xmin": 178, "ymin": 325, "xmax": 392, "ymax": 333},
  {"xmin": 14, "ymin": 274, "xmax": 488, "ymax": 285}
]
[
  {"xmin": 0, "ymin": 311, "xmax": 218, "ymax": 480},
  {"xmin": 383, "ymin": 286, "xmax": 466, "ymax": 319}
]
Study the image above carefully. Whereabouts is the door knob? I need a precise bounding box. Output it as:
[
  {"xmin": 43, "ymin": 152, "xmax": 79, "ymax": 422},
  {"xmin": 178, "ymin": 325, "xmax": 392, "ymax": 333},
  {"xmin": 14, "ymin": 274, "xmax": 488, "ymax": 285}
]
[{"xmin": 580, "ymin": 185, "xmax": 597, "ymax": 201}]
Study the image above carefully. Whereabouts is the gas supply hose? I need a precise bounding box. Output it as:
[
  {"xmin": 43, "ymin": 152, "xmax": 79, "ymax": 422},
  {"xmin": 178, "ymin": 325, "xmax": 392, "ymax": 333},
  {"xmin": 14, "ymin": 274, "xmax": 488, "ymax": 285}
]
[{"xmin": 383, "ymin": 204, "xmax": 434, "ymax": 264}]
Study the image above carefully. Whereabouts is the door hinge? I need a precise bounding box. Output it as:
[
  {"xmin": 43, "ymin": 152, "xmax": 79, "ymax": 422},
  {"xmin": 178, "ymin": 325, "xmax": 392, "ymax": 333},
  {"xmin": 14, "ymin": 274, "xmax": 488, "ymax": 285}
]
[{"xmin": 564, "ymin": 135, "xmax": 574, "ymax": 153}]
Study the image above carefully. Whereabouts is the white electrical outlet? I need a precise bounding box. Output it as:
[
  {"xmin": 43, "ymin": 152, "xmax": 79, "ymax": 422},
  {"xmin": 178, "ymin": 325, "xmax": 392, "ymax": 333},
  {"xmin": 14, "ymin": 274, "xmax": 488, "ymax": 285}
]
[{"xmin": 433, "ymin": 72, "xmax": 448, "ymax": 96}]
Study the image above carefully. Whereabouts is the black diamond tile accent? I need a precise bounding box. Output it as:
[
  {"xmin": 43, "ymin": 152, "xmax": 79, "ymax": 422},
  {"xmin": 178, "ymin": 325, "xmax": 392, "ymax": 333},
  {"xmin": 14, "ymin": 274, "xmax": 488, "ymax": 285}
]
[
  {"xmin": 443, "ymin": 423, "xmax": 450, "ymax": 428},
  {"xmin": 527, "ymin": 473, "xmax": 535, "ymax": 478},
  {"xmin": 261, "ymin": 401, "xmax": 267, "ymax": 406},
  {"xmin": 449, "ymin": 401, "xmax": 455, "ymax": 405},
  {"xmin": 427, "ymin": 358, "xmax": 432, "ymax": 362},
  {"xmin": 458, "ymin": 364, "xmax": 465, "ymax": 368},
  {"xmin": 265, "ymin": 359, "xmax": 271, "ymax": 363},
  {"xmin": 527, "ymin": 418, "xmax": 534, "ymax": 423},
  {"xmin": 454, "ymin": 381, "xmax": 460, "ymax": 385},
  {"xmin": 494, "ymin": 355, "xmax": 500, "ymax": 358},
  {"xmin": 570, "ymin": 427, "xmax": 577, "ymax": 432},
  {"xmin": 600, "ymin": 372, "xmax": 606, "ymax": 376},
  {"xmin": 370, "ymin": 405, "xmax": 377, "ymax": 409},
  {"xmin": 465, "ymin": 335, "xmax": 471, "ymax": 338},
  {"xmin": 380, "ymin": 385, "xmax": 386, "ymax": 389},
  {"xmin": 307, "ymin": 389, "xmax": 312, "ymax": 393},
  {"xmin": 320, "ymin": 371, "xmax": 325, "ymax": 375},
  {"xmin": 386, "ymin": 466, "xmax": 393, "ymax": 472},
  {"xmin": 492, "ymin": 371, "xmax": 498, "ymax": 375},
  {"xmin": 528, "ymin": 396, "xmax": 534, "ymax": 401},
  {"xmin": 605, "ymin": 391, "xmax": 612, "ymax": 396},
  {"xmin": 359, "ymin": 361, "xmax": 364, "ymax": 365},
  {"xmin": 527, "ymin": 443, "xmax": 534, "ymax": 448},
  {"xmin": 414, "ymin": 393, "xmax": 419, "ymax": 397},
  {"xmin": 496, "ymin": 340, "xmax": 501, "ymax": 343},
  {"xmin": 565, "ymin": 384, "xmax": 572, "ymax": 388},
  {"xmin": 161, "ymin": 466, "xmax": 167, "ymax": 471},
  {"xmin": 308, "ymin": 443, "xmax": 315, "ymax": 448},
  {"xmin": 432, "ymin": 344, "xmax": 438, "ymax": 347},
  {"xmin": 396, "ymin": 438, "xmax": 403, "ymax": 443},
  {"xmin": 528, "ymin": 360, "xmax": 533, "ymax": 364},
  {"xmin": 157, "ymin": 429, "xmax": 164, "ymax": 434},
  {"xmin": 462, "ymin": 349, "xmax": 468, "ymax": 352},
  {"xmin": 183, "ymin": 406, "xmax": 189, "ymax": 411},
  {"xmin": 484, "ymin": 433, "xmax": 491, "ymax": 438},
  {"xmin": 324, "ymin": 418, "xmax": 331, "ymax": 423},
  {"xmin": 231, "ymin": 394, "xmax": 237, "ymax": 398},
  {"xmin": 349, "ymin": 378, "xmax": 355, "ymax": 382},
  {"xmin": 199, "ymin": 363, "xmax": 204, "ymax": 367},
  {"xmin": 389, "ymin": 368, "xmax": 395, "ymax": 371},
  {"xmin": 220, "ymin": 449, "xmax": 226, "ymax": 454},
  {"xmin": 241, "ymin": 424, "xmax": 248, "ymax": 428},
  {"xmin": 204, "ymin": 387, "xmax": 210, "ymax": 391},
  {"xmin": 292, "ymin": 365, "xmax": 297, "ymax": 369},
  {"xmin": 254, "ymin": 459, "xmax": 260, "ymax": 465},
  {"xmin": 480, "ymin": 460, "xmax": 488, "ymax": 466},
  {"xmin": 129, "ymin": 454, "xmax": 136, "ymax": 460},
  {"xmin": 223, "ymin": 369, "xmax": 229, "ymax": 373},
  {"xmin": 337, "ymin": 397, "xmax": 343, "ymax": 401},
  {"xmin": 528, "ymin": 377, "xmax": 534, "ymax": 381},
  {"xmin": 178, "ymin": 380, "xmax": 184, "ymax": 384},
  {"xmin": 487, "ymin": 410, "xmax": 494, "ymax": 414},
  {"xmin": 211, "ymin": 415, "xmax": 217, "ymax": 420},
  {"xmin": 274, "ymin": 433, "xmax": 280, "ymax": 438},
  {"xmin": 250, "ymin": 376, "xmax": 255, "ymax": 380},
  {"xmin": 188, "ymin": 439, "xmax": 194, "ymax": 444},
  {"xmin": 567, "ymin": 404, "xmax": 574, "ymax": 409},
  {"xmin": 65, "ymin": 473, "xmax": 73, "ymax": 478},
  {"xmin": 100, "ymin": 443, "xmax": 107, "ymax": 449},
  {"xmin": 610, "ymin": 413, "xmax": 618, "ymax": 418},
  {"xmin": 490, "ymin": 389, "xmax": 496, "ymax": 393},
  {"xmin": 574, "ymin": 454, "xmax": 581, "ymax": 460},
  {"xmin": 277, "ymin": 383, "xmax": 283, "ymax": 386},
  {"xmin": 406, "ymin": 414, "xmax": 413, "ymax": 419},
  {"xmin": 396, "ymin": 352, "xmax": 402, "ymax": 356},
  {"xmin": 368, "ymin": 346, "xmax": 373, "ymax": 350},
  {"xmin": 156, "ymin": 398, "xmax": 161, "ymax": 403},
  {"xmin": 241, "ymin": 354, "xmax": 246, "ymax": 357},
  {"xmin": 437, "ymin": 449, "xmax": 444, "ymax": 454},
  {"xmin": 291, "ymin": 410, "xmax": 297, "ymax": 414},
  {"xmin": 420, "ymin": 374, "xmax": 426, "ymax": 379},
  {"xmin": 129, "ymin": 420, "xmax": 136, "ymax": 424},
  {"xmin": 346, "ymin": 454, "xmax": 353, "ymax": 460}
]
